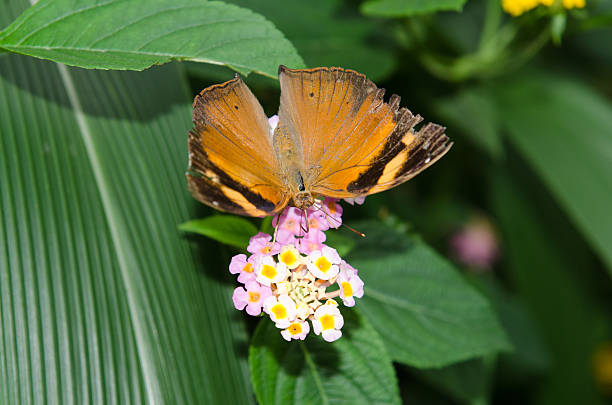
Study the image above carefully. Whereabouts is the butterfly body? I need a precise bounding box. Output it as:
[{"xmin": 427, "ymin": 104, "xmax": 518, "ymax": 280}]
[{"xmin": 187, "ymin": 66, "xmax": 451, "ymax": 217}]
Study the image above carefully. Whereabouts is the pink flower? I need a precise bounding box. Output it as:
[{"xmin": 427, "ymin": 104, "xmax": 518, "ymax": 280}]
[
  {"xmin": 339, "ymin": 260, "xmax": 358, "ymax": 277},
  {"xmin": 247, "ymin": 232, "xmax": 281, "ymax": 256},
  {"xmin": 274, "ymin": 207, "xmax": 304, "ymax": 243},
  {"xmin": 268, "ymin": 115, "xmax": 279, "ymax": 133},
  {"xmin": 320, "ymin": 198, "xmax": 343, "ymax": 228},
  {"xmin": 297, "ymin": 237, "xmax": 325, "ymax": 255},
  {"xmin": 450, "ymin": 217, "xmax": 500, "ymax": 270},
  {"xmin": 229, "ymin": 254, "xmax": 256, "ymax": 284},
  {"xmin": 343, "ymin": 196, "xmax": 366, "ymax": 206},
  {"xmin": 306, "ymin": 209, "xmax": 330, "ymax": 232},
  {"xmin": 232, "ymin": 281, "xmax": 272, "ymax": 316}
]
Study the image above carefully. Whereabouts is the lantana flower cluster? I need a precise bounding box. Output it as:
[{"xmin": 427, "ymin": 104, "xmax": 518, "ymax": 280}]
[{"xmin": 230, "ymin": 198, "xmax": 365, "ymax": 342}]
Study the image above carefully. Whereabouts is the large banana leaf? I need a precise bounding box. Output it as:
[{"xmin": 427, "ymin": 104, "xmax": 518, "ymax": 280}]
[{"xmin": 0, "ymin": 2, "xmax": 252, "ymax": 403}]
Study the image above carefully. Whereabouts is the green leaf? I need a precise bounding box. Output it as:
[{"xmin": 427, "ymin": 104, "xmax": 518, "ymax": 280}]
[
  {"xmin": 249, "ymin": 310, "xmax": 401, "ymax": 405},
  {"xmin": 0, "ymin": 0, "xmax": 304, "ymax": 77},
  {"xmin": 227, "ymin": 0, "xmax": 396, "ymax": 81},
  {"xmin": 435, "ymin": 86, "xmax": 503, "ymax": 160},
  {"xmin": 490, "ymin": 166, "xmax": 610, "ymax": 404},
  {"xmin": 361, "ymin": 0, "xmax": 468, "ymax": 17},
  {"xmin": 180, "ymin": 215, "xmax": 258, "ymax": 249},
  {"xmin": 347, "ymin": 222, "xmax": 511, "ymax": 368},
  {"xmin": 0, "ymin": 35, "xmax": 251, "ymax": 405},
  {"xmin": 495, "ymin": 74, "xmax": 612, "ymax": 276}
]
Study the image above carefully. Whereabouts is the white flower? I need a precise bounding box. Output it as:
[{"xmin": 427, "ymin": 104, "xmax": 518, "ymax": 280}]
[
  {"xmin": 312, "ymin": 304, "xmax": 344, "ymax": 342},
  {"xmin": 337, "ymin": 269, "xmax": 364, "ymax": 307},
  {"xmin": 263, "ymin": 294, "xmax": 297, "ymax": 328},
  {"xmin": 281, "ymin": 320, "xmax": 310, "ymax": 341},
  {"xmin": 277, "ymin": 244, "xmax": 302, "ymax": 269},
  {"xmin": 255, "ymin": 256, "xmax": 287, "ymax": 286},
  {"xmin": 306, "ymin": 246, "xmax": 341, "ymax": 280}
]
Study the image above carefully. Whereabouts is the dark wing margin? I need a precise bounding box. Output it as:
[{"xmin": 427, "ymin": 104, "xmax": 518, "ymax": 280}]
[{"xmin": 347, "ymin": 123, "xmax": 452, "ymax": 195}]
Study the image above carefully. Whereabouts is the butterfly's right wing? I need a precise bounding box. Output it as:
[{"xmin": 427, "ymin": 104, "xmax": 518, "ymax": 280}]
[
  {"xmin": 188, "ymin": 76, "xmax": 289, "ymax": 217},
  {"xmin": 277, "ymin": 66, "xmax": 451, "ymax": 199}
]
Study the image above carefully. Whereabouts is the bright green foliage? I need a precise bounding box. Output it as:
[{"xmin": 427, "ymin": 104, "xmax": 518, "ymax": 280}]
[
  {"xmin": 348, "ymin": 223, "xmax": 511, "ymax": 368},
  {"xmin": 0, "ymin": 53, "xmax": 251, "ymax": 405},
  {"xmin": 249, "ymin": 310, "xmax": 400, "ymax": 405},
  {"xmin": 361, "ymin": 0, "xmax": 468, "ymax": 17},
  {"xmin": 0, "ymin": 0, "xmax": 304, "ymax": 77},
  {"xmin": 180, "ymin": 215, "xmax": 258, "ymax": 250}
]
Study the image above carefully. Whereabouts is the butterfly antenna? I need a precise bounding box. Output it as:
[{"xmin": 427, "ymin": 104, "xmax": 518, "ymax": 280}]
[{"xmin": 315, "ymin": 204, "xmax": 366, "ymax": 238}]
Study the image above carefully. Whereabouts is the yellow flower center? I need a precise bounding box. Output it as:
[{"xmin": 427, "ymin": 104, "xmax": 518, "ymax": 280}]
[
  {"xmin": 308, "ymin": 218, "xmax": 318, "ymax": 229},
  {"xmin": 320, "ymin": 314, "xmax": 335, "ymax": 331},
  {"xmin": 341, "ymin": 281, "xmax": 353, "ymax": 297},
  {"xmin": 248, "ymin": 291, "xmax": 261, "ymax": 303},
  {"xmin": 243, "ymin": 263, "xmax": 254, "ymax": 273},
  {"xmin": 315, "ymin": 256, "xmax": 331, "ymax": 273},
  {"xmin": 280, "ymin": 250, "xmax": 297, "ymax": 266},
  {"xmin": 261, "ymin": 264, "xmax": 277, "ymax": 279},
  {"xmin": 271, "ymin": 303, "xmax": 287, "ymax": 319},
  {"xmin": 260, "ymin": 245, "xmax": 272, "ymax": 254},
  {"xmin": 288, "ymin": 322, "xmax": 303, "ymax": 335}
]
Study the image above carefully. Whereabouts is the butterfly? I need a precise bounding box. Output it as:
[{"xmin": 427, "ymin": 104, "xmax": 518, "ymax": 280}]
[{"xmin": 187, "ymin": 66, "xmax": 452, "ymax": 217}]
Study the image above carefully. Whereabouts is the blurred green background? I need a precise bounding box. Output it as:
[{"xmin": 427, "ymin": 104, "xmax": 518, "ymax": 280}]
[{"xmin": 1, "ymin": 0, "xmax": 611, "ymax": 404}]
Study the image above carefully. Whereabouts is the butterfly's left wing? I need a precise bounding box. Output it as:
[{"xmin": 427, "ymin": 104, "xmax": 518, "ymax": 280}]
[
  {"xmin": 277, "ymin": 66, "xmax": 451, "ymax": 198},
  {"xmin": 188, "ymin": 75, "xmax": 289, "ymax": 217}
]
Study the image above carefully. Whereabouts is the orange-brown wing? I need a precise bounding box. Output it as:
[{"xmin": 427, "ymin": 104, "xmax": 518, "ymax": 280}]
[
  {"xmin": 188, "ymin": 75, "xmax": 289, "ymax": 217},
  {"xmin": 277, "ymin": 66, "xmax": 451, "ymax": 199}
]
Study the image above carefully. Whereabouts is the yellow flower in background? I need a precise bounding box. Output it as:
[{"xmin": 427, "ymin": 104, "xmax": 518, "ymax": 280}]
[
  {"xmin": 562, "ymin": 0, "xmax": 585, "ymax": 9},
  {"xmin": 502, "ymin": 0, "xmax": 539, "ymax": 16},
  {"xmin": 593, "ymin": 342, "xmax": 612, "ymax": 394},
  {"xmin": 502, "ymin": 0, "xmax": 585, "ymax": 16}
]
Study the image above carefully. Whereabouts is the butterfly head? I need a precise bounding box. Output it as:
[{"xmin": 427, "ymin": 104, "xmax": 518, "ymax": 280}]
[{"xmin": 292, "ymin": 191, "xmax": 314, "ymax": 210}]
